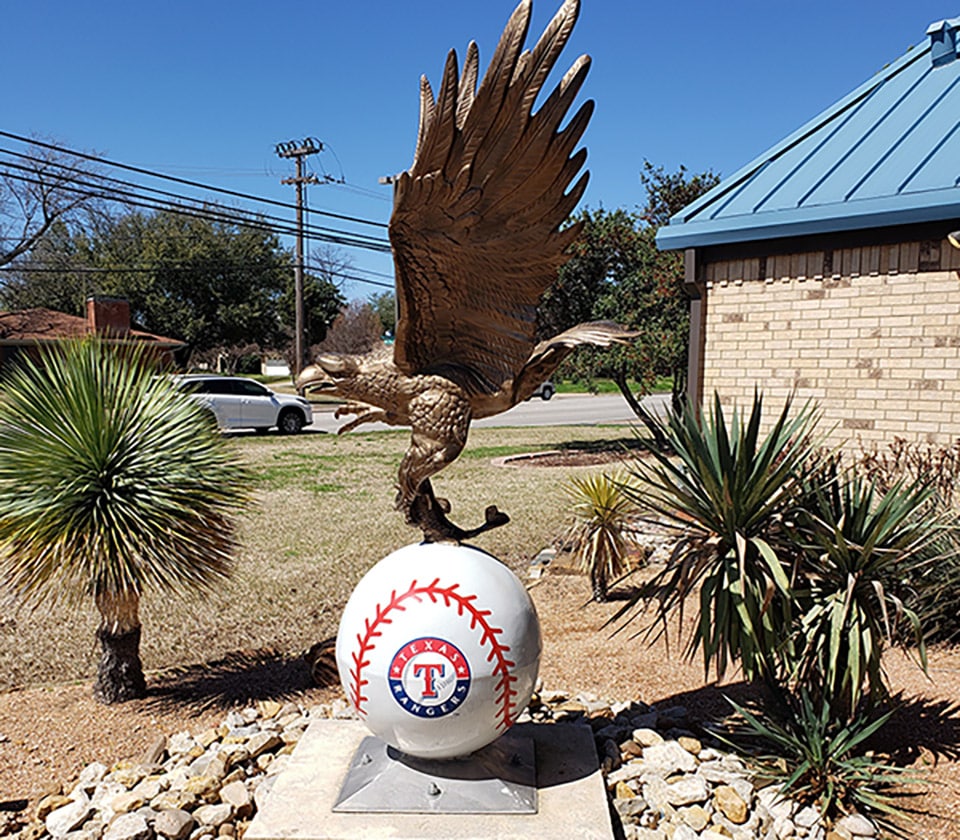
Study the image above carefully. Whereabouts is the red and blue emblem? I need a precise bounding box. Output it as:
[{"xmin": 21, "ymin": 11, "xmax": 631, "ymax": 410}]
[{"xmin": 388, "ymin": 636, "xmax": 471, "ymax": 718}]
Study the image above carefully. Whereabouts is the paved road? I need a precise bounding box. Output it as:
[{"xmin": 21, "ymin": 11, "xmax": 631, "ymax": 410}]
[{"xmin": 305, "ymin": 392, "xmax": 670, "ymax": 434}]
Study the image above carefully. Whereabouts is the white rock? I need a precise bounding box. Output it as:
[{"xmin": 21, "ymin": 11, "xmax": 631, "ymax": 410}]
[
  {"xmin": 668, "ymin": 824, "xmax": 698, "ymax": 840},
  {"xmin": 757, "ymin": 785, "xmax": 796, "ymax": 821},
  {"xmin": 103, "ymin": 812, "xmax": 151, "ymax": 840},
  {"xmin": 224, "ymin": 711, "xmax": 246, "ymax": 728},
  {"xmin": 632, "ymin": 728, "xmax": 664, "ymax": 747},
  {"xmin": 835, "ymin": 813, "xmax": 878, "ymax": 837},
  {"xmin": 697, "ymin": 760, "xmax": 749, "ymax": 785},
  {"xmin": 167, "ymin": 732, "xmax": 198, "ymax": 756},
  {"xmin": 773, "ymin": 814, "xmax": 796, "ymax": 837},
  {"xmin": 794, "ymin": 804, "xmax": 820, "ymax": 828},
  {"xmin": 664, "ymin": 775, "xmax": 709, "ymax": 806},
  {"xmin": 193, "ymin": 803, "xmax": 233, "ymax": 828},
  {"xmin": 642, "ymin": 741, "xmax": 698, "ymax": 776},
  {"xmin": 641, "ymin": 777, "xmax": 671, "ymax": 812},
  {"xmin": 76, "ymin": 763, "xmax": 110, "ymax": 789},
  {"xmin": 729, "ymin": 777, "xmax": 755, "ymax": 804},
  {"xmin": 154, "ymin": 808, "xmax": 195, "ymax": 840},
  {"xmin": 46, "ymin": 800, "xmax": 94, "ymax": 837}
]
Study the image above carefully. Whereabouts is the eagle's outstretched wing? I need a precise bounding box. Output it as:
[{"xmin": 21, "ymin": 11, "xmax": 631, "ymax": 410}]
[{"xmin": 389, "ymin": 0, "xmax": 592, "ymax": 395}]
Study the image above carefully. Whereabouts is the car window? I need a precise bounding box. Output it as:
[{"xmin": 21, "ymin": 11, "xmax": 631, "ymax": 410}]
[
  {"xmin": 206, "ymin": 380, "xmax": 238, "ymax": 395},
  {"xmin": 177, "ymin": 380, "xmax": 209, "ymax": 394},
  {"xmin": 236, "ymin": 380, "xmax": 271, "ymax": 397}
]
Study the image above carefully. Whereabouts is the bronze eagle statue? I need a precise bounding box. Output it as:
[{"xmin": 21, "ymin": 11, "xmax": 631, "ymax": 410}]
[{"xmin": 297, "ymin": 0, "xmax": 635, "ymax": 543}]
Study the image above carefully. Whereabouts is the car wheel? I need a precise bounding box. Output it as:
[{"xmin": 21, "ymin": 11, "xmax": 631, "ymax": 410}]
[
  {"xmin": 277, "ymin": 409, "xmax": 304, "ymax": 435},
  {"xmin": 540, "ymin": 384, "xmax": 555, "ymax": 401}
]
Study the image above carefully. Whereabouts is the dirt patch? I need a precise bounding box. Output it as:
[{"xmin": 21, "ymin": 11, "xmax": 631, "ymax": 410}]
[{"xmin": 499, "ymin": 438, "xmax": 651, "ymax": 468}]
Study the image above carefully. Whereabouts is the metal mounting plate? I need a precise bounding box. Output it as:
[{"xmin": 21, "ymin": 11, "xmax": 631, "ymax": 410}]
[{"xmin": 333, "ymin": 731, "xmax": 537, "ymax": 814}]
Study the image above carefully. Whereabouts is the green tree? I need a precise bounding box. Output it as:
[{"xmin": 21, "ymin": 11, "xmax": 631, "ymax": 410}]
[
  {"xmin": 369, "ymin": 290, "xmax": 397, "ymax": 338},
  {"xmin": 0, "ymin": 339, "xmax": 250, "ymax": 703},
  {"xmin": 0, "ymin": 220, "xmax": 97, "ymax": 313},
  {"xmin": 3, "ymin": 207, "xmax": 304, "ymax": 368},
  {"xmin": 540, "ymin": 163, "xmax": 719, "ymax": 433}
]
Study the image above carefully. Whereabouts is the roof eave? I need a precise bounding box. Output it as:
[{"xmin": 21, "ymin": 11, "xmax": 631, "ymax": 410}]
[{"xmin": 657, "ymin": 190, "xmax": 960, "ymax": 251}]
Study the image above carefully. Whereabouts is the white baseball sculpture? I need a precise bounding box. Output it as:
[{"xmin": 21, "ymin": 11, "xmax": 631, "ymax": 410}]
[{"xmin": 336, "ymin": 543, "xmax": 542, "ymax": 759}]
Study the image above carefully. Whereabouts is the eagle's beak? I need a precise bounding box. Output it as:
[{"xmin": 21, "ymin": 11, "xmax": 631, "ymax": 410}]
[
  {"xmin": 296, "ymin": 363, "xmax": 336, "ymax": 393},
  {"xmin": 295, "ymin": 355, "xmax": 354, "ymax": 393}
]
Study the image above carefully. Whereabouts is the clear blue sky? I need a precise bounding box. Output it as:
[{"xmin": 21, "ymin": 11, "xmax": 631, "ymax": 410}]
[{"xmin": 4, "ymin": 1, "xmax": 955, "ymax": 299}]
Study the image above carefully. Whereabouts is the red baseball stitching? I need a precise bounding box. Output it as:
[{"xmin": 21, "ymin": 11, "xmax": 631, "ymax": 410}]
[{"xmin": 348, "ymin": 577, "xmax": 518, "ymax": 730}]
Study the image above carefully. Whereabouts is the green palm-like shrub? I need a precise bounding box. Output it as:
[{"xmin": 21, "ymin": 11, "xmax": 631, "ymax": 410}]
[
  {"xmin": 796, "ymin": 472, "xmax": 939, "ymax": 717},
  {"xmin": 725, "ymin": 692, "xmax": 917, "ymax": 835},
  {"xmin": 618, "ymin": 392, "xmax": 820, "ymax": 683},
  {"xmin": 564, "ymin": 471, "xmax": 639, "ymax": 601},
  {"xmin": 615, "ymin": 391, "xmax": 952, "ymax": 829},
  {"xmin": 0, "ymin": 339, "xmax": 250, "ymax": 703}
]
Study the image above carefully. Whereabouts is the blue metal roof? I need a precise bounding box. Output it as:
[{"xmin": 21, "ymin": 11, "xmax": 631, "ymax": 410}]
[{"xmin": 657, "ymin": 18, "xmax": 960, "ymax": 251}]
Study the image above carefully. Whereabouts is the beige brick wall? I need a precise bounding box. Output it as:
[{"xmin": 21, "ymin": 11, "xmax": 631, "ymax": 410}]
[{"xmin": 701, "ymin": 239, "xmax": 960, "ymax": 450}]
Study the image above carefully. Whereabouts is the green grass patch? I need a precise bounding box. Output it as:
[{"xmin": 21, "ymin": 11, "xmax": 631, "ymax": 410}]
[
  {"xmin": 460, "ymin": 443, "xmax": 557, "ymax": 460},
  {"xmin": 555, "ymin": 376, "xmax": 674, "ymax": 394}
]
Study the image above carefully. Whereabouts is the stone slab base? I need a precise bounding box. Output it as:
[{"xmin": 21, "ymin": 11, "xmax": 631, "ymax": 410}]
[{"xmin": 245, "ymin": 719, "xmax": 613, "ymax": 840}]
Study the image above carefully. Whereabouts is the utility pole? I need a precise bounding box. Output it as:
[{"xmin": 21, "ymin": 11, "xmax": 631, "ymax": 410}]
[{"xmin": 275, "ymin": 138, "xmax": 322, "ymax": 377}]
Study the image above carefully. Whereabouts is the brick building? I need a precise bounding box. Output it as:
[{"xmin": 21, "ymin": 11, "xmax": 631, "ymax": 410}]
[
  {"xmin": 657, "ymin": 18, "xmax": 960, "ymax": 449},
  {"xmin": 0, "ymin": 297, "xmax": 185, "ymax": 369}
]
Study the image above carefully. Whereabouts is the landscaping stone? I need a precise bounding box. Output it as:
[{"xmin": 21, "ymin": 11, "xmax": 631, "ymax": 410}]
[
  {"xmin": 152, "ymin": 811, "xmax": 193, "ymax": 840},
  {"xmin": 7, "ymin": 687, "xmax": 887, "ymax": 840},
  {"xmin": 715, "ymin": 783, "xmax": 749, "ymax": 823},
  {"xmin": 101, "ymin": 813, "xmax": 150, "ymax": 840}
]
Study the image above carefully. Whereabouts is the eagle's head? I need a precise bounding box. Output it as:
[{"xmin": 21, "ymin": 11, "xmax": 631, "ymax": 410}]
[{"xmin": 295, "ymin": 354, "xmax": 362, "ymax": 398}]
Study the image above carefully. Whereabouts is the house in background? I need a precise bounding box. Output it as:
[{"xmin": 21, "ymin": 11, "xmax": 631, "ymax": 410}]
[
  {"xmin": 658, "ymin": 18, "xmax": 960, "ymax": 450},
  {"xmin": 0, "ymin": 297, "xmax": 185, "ymax": 369}
]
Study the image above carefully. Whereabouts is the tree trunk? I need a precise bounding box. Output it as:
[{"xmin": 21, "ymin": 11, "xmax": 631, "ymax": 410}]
[
  {"xmin": 612, "ymin": 366, "xmax": 667, "ymax": 448},
  {"xmin": 590, "ymin": 563, "xmax": 608, "ymax": 603},
  {"xmin": 93, "ymin": 591, "xmax": 146, "ymax": 704}
]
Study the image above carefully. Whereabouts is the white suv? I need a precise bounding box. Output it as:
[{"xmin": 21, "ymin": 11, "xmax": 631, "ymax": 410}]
[{"xmin": 174, "ymin": 375, "xmax": 313, "ymax": 435}]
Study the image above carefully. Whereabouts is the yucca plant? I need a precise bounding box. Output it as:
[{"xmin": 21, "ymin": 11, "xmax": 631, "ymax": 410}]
[
  {"xmin": 564, "ymin": 471, "xmax": 639, "ymax": 601},
  {"xmin": 616, "ymin": 392, "xmax": 821, "ymax": 684},
  {"xmin": 794, "ymin": 472, "xmax": 943, "ymax": 718},
  {"xmin": 0, "ymin": 339, "xmax": 250, "ymax": 703},
  {"xmin": 724, "ymin": 692, "xmax": 918, "ymax": 836}
]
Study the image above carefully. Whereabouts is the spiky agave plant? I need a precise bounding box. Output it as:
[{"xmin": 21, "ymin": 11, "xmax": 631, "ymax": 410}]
[
  {"xmin": 614, "ymin": 392, "xmax": 821, "ymax": 684},
  {"xmin": 795, "ymin": 471, "xmax": 944, "ymax": 718},
  {"xmin": 564, "ymin": 471, "xmax": 639, "ymax": 601},
  {"xmin": 724, "ymin": 692, "xmax": 919, "ymax": 836},
  {"xmin": 0, "ymin": 339, "xmax": 250, "ymax": 703}
]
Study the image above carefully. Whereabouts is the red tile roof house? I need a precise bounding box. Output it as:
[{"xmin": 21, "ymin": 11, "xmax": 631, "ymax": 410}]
[
  {"xmin": 658, "ymin": 18, "xmax": 960, "ymax": 451},
  {"xmin": 0, "ymin": 297, "xmax": 186, "ymax": 369}
]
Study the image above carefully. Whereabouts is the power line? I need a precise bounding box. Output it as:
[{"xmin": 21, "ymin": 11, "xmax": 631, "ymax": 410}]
[
  {"xmin": 0, "ymin": 261, "xmax": 396, "ymax": 291},
  {"xmin": 0, "ymin": 146, "xmax": 391, "ymax": 247},
  {"xmin": 0, "ymin": 164, "xmax": 393, "ymax": 253},
  {"xmin": 0, "ymin": 148, "xmax": 389, "ymax": 251},
  {"xmin": 0, "ymin": 130, "xmax": 390, "ymax": 230}
]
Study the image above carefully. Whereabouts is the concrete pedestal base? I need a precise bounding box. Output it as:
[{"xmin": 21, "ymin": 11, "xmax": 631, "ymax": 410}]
[{"xmin": 245, "ymin": 719, "xmax": 613, "ymax": 840}]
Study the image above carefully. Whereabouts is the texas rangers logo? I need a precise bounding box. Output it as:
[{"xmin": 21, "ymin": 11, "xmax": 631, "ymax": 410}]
[{"xmin": 388, "ymin": 636, "xmax": 471, "ymax": 718}]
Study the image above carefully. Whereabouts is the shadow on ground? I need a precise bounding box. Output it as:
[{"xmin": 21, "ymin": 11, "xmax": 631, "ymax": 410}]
[
  {"xmin": 646, "ymin": 683, "xmax": 960, "ymax": 768},
  {"xmin": 645, "ymin": 680, "xmax": 768, "ymax": 727},
  {"xmin": 873, "ymin": 693, "xmax": 960, "ymax": 764},
  {"xmin": 142, "ymin": 645, "xmax": 340, "ymax": 713}
]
